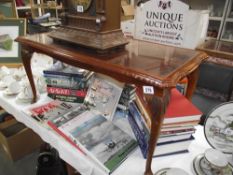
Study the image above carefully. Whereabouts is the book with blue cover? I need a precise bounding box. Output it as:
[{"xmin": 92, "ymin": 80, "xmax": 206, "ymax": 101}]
[{"xmin": 128, "ymin": 101, "xmax": 194, "ymax": 158}]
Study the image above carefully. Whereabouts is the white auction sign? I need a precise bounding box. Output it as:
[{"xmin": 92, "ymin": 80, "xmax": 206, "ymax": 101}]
[{"xmin": 135, "ymin": 0, "xmax": 189, "ymax": 47}]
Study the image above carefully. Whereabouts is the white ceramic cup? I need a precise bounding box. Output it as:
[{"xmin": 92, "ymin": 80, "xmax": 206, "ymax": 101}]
[
  {"xmin": 201, "ymin": 148, "xmax": 229, "ymax": 175},
  {"xmin": 8, "ymin": 81, "xmax": 20, "ymax": 94}
]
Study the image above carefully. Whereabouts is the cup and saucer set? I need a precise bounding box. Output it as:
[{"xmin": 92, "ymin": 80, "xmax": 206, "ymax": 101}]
[
  {"xmin": 154, "ymin": 102, "xmax": 233, "ymax": 175},
  {"xmin": 193, "ymin": 101, "xmax": 233, "ymax": 175},
  {"xmin": 0, "ymin": 53, "xmax": 53, "ymax": 103}
]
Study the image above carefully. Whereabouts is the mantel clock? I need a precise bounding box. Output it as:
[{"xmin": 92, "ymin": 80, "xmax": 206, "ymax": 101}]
[{"xmin": 49, "ymin": 0, "xmax": 128, "ymax": 52}]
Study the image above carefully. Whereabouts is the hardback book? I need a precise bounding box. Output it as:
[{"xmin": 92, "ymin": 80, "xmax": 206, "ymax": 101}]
[
  {"xmin": 47, "ymin": 108, "xmax": 137, "ymax": 174},
  {"xmin": 25, "ymin": 100, "xmax": 79, "ymax": 122},
  {"xmin": 163, "ymin": 88, "xmax": 202, "ymax": 124},
  {"xmin": 43, "ymin": 64, "xmax": 91, "ymax": 78},
  {"xmin": 128, "ymin": 101, "xmax": 150, "ymax": 158},
  {"xmin": 84, "ymin": 74, "xmax": 124, "ymax": 121},
  {"xmin": 44, "ymin": 71, "xmax": 93, "ymax": 90},
  {"xmin": 117, "ymin": 84, "xmax": 136, "ymax": 111},
  {"xmin": 153, "ymin": 136, "xmax": 194, "ymax": 157},
  {"xmin": 159, "ymin": 127, "xmax": 195, "ymax": 137},
  {"xmin": 157, "ymin": 133, "xmax": 193, "ymax": 144},
  {"xmin": 112, "ymin": 107, "xmax": 135, "ymax": 138},
  {"xmin": 135, "ymin": 88, "xmax": 202, "ymax": 128},
  {"xmin": 128, "ymin": 109, "xmax": 194, "ymax": 158},
  {"xmin": 47, "ymin": 86, "xmax": 87, "ymax": 103},
  {"xmin": 47, "ymin": 94, "xmax": 86, "ymax": 103},
  {"xmin": 47, "ymin": 86, "xmax": 87, "ymax": 98}
]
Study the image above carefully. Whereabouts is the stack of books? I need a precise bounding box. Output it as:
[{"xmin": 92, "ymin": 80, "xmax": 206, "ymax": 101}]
[
  {"xmin": 128, "ymin": 88, "xmax": 202, "ymax": 158},
  {"xmin": 43, "ymin": 63, "xmax": 93, "ymax": 103}
]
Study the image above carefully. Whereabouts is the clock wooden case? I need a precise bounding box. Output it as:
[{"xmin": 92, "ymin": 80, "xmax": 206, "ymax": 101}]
[{"xmin": 49, "ymin": 0, "xmax": 128, "ymax": 52}]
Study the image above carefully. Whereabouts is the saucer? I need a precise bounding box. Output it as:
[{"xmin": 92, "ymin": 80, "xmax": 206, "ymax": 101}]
[
  {"xmin": 193, "ymin": 154, "xmax": 232, "ymax": 175},
  {"xmin": 154, "ymin": 167, "xmax": 189, "ymax": 175},
  {"xmin": 16, "ymin": 92, "xmax": 39, "ymax": 103},
  {"xmin": 3, "ymin": 88, "xmax": 20, "ymax": 96},
  {"xmin": 0, "ymin": 81, "xmax": 7, "ymax": 89}
]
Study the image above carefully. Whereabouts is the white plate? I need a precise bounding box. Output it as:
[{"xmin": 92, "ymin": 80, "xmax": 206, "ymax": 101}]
[
  {"xmin": 192, "ymin": 154, "xmax": 232, "ymax": 175},
  {"xmin": 154, "ymin": 167, "xmax": 189, "ymax": 175},
  {"xmin": 204, "ymin": 102, "xmax": 233, "ymax": 154}
]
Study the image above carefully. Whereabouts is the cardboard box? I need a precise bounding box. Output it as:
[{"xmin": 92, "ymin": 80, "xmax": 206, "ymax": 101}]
[{"xmin": 0, "ymin": 120, "xmax": 43, "ymax": 161}]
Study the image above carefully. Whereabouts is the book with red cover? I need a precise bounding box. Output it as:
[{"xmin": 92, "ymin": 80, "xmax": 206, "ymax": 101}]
[
  {"xmin": 163, "ymin": 88, "xmax": 202, "ymax": 124},
  {"xmin": 135, "ymin": 88, "xmax": 202, "ymax": 127}
]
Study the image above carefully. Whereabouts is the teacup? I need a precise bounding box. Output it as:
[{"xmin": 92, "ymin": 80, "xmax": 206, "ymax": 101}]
[
  {"xmin": 201, "ymin": 148, "xmax": 229, "ymax": 175},
  {"xmin": 0, "ymin": 75, "xmax": 15, "ymax": 88},
  {"xmin": 35, "ymin": 76, "xmax": 46, "ymax": 93},
  {"xmin": 0, "ymin": 66, "xmax": 10, "ymax": 79},
  {"xmin": 8, "ymin": 81, "xmax": 21, "ymax": 94}
]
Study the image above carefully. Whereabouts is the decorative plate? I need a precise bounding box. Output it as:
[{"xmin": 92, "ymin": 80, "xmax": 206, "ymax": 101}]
[
  {"xmin": 154, "ymin": 167, "xmax": 189, "ymax": 175},
  {"xmin": 204, "ymin": 102, "xmax": 233, "ymax": 154},
  {"xmin": 192, "ymin": 154, "xmax": 232, "ymax": 175}
]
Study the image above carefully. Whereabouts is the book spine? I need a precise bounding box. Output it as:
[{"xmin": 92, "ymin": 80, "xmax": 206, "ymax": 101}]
[
  {"xmin": 135, "ymin": 94, "xmax": 151, "ymax": 129},
  {"xmin": 47, "ymin": 86, "xmax": 87, "ymax": 97},
  {"xmin": 44, "ymin": 75, "xmax": 89, "ymax": 89},
  {"xmin": 43, "ymin": 70, "xmax": 86, "ymax": 78},
  {"xmin": 128, "ymin": 112, "xmax": 148, "ymax": 159},
  {"xmin": 48, "ymin": 94, "xmax": 85, "ymax": 103},
  {"xmin": 128, "ymin": 102, "xmax": 150, "ymax": 137}
]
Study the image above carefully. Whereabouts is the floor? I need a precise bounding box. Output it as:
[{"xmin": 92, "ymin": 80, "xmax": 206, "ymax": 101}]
[{"xmin": 0, "ymin": 145, "xmax": 38, "ymax": 175}]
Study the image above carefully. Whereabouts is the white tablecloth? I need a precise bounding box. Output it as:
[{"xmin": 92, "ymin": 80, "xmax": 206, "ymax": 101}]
[{"xmin": 0, "ymin": 92, "xmax": 211, "ymax": 175}]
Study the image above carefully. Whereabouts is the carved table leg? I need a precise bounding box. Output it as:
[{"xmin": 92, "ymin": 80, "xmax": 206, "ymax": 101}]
[
  {"xmin": 186, "ymin": 68, "xmax": 199, "ymax": 100},
  {"xmin": 136, "ymin": 86, "xmax": 170, "ymax": 175},
  {"xmin": 21, "ymin": 49, "xmax": 37, "ymax": 103}
]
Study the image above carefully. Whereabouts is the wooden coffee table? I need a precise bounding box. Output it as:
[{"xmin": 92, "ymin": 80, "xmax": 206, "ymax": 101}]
[{"xmin": 16, "ymin": 33, "xmax": 207, "ymax": 175}]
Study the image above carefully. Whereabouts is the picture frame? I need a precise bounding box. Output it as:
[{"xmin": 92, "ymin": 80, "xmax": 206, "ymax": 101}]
[
  {"xmin": 0, "ymin": 0, "xmax": 18, "ymax": 18},
  {"xmin": 0, "ymin": 18, "xmax": 26, "ymax": 67}
]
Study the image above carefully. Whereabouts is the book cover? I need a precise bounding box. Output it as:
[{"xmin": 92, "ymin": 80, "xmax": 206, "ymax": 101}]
[
  {"xmin": 25, "ymin": 100, "xmax": 78, "ymax": 122},
  {"xmin": 43, "ymin": 65, "xmax": 91, "ymax": 78},
  {"xmin": 128, "ymin": 102, "xmax": 194, "ymax": 158},
  {"xmin": 84, "ymin": 74, "xmax": 124, "ymax": 121},
  {"xmin": 47, "ymin": 94, "xmax": 85, "ymax": 103},
  {"xmin": 47, "ymin": 86, "xmax": 87, "ymax": 97},
  {"xmin": 44, "ymin": 72, "xmax": 93, "ymax": 90},
  {"xmin": 128, "ymin": 110, "xmax": 148, "ymax": 158},
  {"xmin": 112, "ymin": 107, "xmax": 135, "ymax": 138},
  {"xmin": 164, "ymin": 88, "xmax": 202, "ymax": 124},
  {"xmin": 135, "ymin": 88, "xmax": 202, "ymax": 127},
  {"xmin": 49, "ymin": 109, "xmax": 137, "ymax": 173}
]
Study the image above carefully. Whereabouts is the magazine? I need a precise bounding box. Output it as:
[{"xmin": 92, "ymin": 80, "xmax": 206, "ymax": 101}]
[
  {"xmin": 84, "ymin": 74, "xmax": 124, "ymax": 121},
  {"xmin": 25, "ymin": 100, "xmax": 79, "ymax": 122},
  {"xmin": 49, "ymin": 108, "xmax": 137, "ymax": 173}
]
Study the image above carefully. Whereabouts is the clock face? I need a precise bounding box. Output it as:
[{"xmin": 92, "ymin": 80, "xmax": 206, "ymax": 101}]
[{"xmin": 75, "ymin": 0, "xmax": 93, "ymax": 12}]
